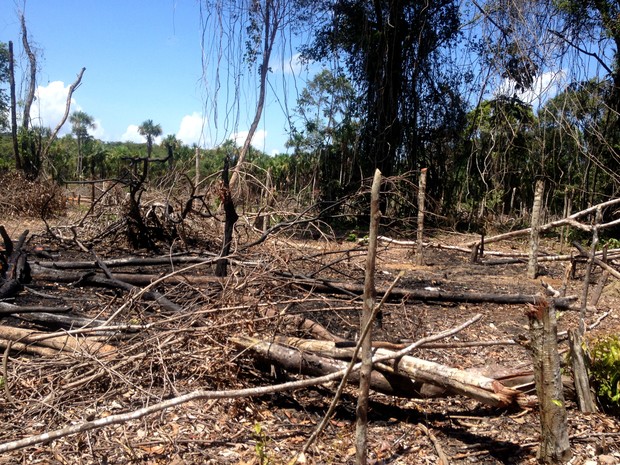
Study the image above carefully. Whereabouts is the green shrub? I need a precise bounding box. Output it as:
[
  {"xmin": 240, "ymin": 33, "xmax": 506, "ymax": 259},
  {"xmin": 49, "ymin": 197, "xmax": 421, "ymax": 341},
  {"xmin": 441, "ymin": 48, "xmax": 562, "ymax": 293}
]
[{"xmin": 589, "ymin": 335, "xmax": 620, "ymax": 413}]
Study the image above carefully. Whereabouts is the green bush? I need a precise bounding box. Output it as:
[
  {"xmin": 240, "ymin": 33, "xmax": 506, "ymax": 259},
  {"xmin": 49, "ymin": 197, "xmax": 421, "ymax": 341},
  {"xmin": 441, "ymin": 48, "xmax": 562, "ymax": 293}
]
[{"xmin": 589, "ymin": 335, "xmax": 620, "ymax": 413}]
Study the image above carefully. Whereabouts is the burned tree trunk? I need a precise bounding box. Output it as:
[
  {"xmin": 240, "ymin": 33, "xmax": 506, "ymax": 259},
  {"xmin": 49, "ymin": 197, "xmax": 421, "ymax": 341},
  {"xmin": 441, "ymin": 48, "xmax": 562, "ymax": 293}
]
[
  {"xmin": 0, "ymin": 228, "xmax": 31, "ymax": 300},
  {"xmin": 215, "ymin": 156, "xmax": 239, "ymax": 277}
]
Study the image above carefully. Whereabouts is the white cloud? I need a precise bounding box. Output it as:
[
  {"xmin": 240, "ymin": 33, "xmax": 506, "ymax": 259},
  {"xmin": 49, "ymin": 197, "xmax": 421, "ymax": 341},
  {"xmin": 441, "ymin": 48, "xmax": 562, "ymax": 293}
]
[
  {"xmin": 496, "ymin": 69, "xmax": 567, "ymax": 108},
  {"xmin": 31, "ymin": 81, "xmax": 78, "ymax": 133},
  {"xmin": 271, "ymin": 53, "xmax": 319, "ymax": 76},
  {"xmin": 91, "ymin": 118, "xmax": 105, "ymax": 140},
  {"xmin": 230, "ymin": 129, "xmax": 267, "ymax": 150},
  {"xmin": 121, "ymin": 124, "xmax": 144, "ymax": 143},
  {"xmin": 176, "ymin": 112, "xmax": 206, "ymax": 146}
]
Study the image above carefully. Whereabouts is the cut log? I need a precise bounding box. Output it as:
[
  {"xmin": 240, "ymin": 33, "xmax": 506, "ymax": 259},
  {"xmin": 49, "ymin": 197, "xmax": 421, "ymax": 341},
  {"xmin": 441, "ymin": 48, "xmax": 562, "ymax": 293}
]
[
  {"xmin": 231, "ymin": 335, "xmax": 432, "ymax": 398},
  {"xmin": 14, "ymin": 312, "xmax": 106, "ymax": 329},
  {"xmin": 0, "ymin": 302, "xmax": 72, "ymax": 314},
  {"xmin": 34, "ymin": 254, "xmax": 216, "ymax": 270},
  {"xmin": 0, "ymin": 325, "xmax": 115, "ymax": 355},
  {"xmin": 260, "ymin": 336, "xmax": 522, "ymax": 407},
  {"xmin": 279, "ymin": 274, "xmax": 578, "ymax": 309},
  {"xmin": 30, "ymin": 265, "xmax": 182, "ymax": 312}
]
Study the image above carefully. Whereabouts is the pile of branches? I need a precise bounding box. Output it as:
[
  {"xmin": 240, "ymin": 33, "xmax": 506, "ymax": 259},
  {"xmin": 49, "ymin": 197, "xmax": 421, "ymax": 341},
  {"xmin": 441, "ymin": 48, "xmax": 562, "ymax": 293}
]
[{"xmin": 0, "ymin": 171, "xmax": 66, "ymax": 218}]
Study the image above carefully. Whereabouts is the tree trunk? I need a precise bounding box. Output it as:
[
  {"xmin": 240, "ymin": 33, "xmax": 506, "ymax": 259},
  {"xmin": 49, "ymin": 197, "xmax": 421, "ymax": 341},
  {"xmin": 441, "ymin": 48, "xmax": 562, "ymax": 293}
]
[
  {"xmin": 528, "ymin": 179, "xmax": 544, "ymax": 279},
  {"xmin": 356, "ymin": 169, "xmax": 381, "ymax": 465},
  {"xmin": 416, "ymin": 168, "xmax": 427, "ymax": 266},
  {"xmin": 215, "ymin": 156, "xmax": 239, "ymax": 277},
  {"xmin": 229, "ymin": 0, "xmax": 280, "ymax": 192},
  {"xmin": 8, "ymin": 41, "xmax": 21, "ymax": 170},
  {"xmin": 20, "ymin": 15, "xmax": 36, "ymax": 133},
  {"xmin": 526, "ymin": 300, "xmax": 572, "ymax": 463}
]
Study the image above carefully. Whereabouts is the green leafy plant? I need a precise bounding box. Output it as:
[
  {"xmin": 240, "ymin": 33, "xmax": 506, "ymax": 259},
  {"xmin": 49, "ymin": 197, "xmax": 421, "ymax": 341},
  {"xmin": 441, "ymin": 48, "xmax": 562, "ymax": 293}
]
[
  {"xmin": 602, "ymin": 237, "xmax": 620, "ymax": 250},
  {"xmin": 253, "ymin": 422, "xmax": 269, "ymax": 465},
  {"xmin": 589, "ymin": 335, "xmax": 620, "ymax": 412}
]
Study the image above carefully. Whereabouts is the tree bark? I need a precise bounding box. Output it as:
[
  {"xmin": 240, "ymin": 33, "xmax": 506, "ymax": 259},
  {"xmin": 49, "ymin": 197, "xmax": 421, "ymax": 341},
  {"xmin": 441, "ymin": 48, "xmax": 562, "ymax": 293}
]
[
  {"xmin": 20, "ymin": 14, "xmax": 36, "ymax": 132},
  {"xmin": 528, "ymin": 179, "xmax": 544, "ymax": 278},
  {"xmin": 8, "ymin": 41, "xmax": 21, "ymax": 170},
  {"xmin": 526, "ymin": 300, "xmax": 572, "ymax": 463},
  {"xmin": 215, "ymin": 156, "xmax": 239, "ymax": 277},
  {"xmin": 416, "ymin": 168, "xmax": 427, "ymax": 266},
  {"xmin": 281, "ymin": 275, "xmax": 578, "ymax": 308},
  {"xmin": 357, "ymin": 169, "xmax": 381, "ymax": 465}
]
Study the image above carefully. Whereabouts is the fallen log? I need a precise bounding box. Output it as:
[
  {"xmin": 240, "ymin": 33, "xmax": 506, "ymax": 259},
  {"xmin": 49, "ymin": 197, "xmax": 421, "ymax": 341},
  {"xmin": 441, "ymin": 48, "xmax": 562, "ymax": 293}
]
[
  {"xmin": 33, "ymin": 254, "xmax": 217, "ymax": 270},
  {"xmin": 14, "ymin": 311, "xmax": 106, "ymax": 329},
  {"xmin": 30, "ymin": 265, "xmax": 182, "ymax": 312},
  {"xmin": 31, "ymin": 265, "xmax": 220, "ymax": 287},
  {"xmin": 0, "ymin": 302, "xmax": 72, "ymax": 314},
  {"xmin": 238, "ymin": 335, "xmax": 521, "ymax": 407},
  {"xmin": 262, "ymin": 306, "xmax": 346, "ymax": 342},
  {"xmin": 0, "ymin": 325, "xmax": 115, "ymax": 355},
  {"xmin": 464, "ymin": 197, "xmax": 620, "ymax": 248},
  {"xmin": 231, "ymin": 336, "xmax": 432, "ymax": 398},
  {"xmin": 573, "ymin": 242, "xmax": 620, "ymax": 281},
  {"xmin": 279, "ymin": 273, "xmax": 578, "ymax": 309}
]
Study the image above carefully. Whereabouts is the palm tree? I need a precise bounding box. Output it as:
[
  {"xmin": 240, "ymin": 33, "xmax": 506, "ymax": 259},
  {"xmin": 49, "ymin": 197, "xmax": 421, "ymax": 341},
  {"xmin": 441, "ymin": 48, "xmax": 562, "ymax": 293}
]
[
  {"xmin": 138, "ymin": 119, "xmax": 162, "ymax": 158},
  {"xmin": 70, "ymin": 110, "xmax": 95, "ymax": 178},
  {"xmin": 162, "ymin": 134, "xmax": 181, "ymax": 168}
]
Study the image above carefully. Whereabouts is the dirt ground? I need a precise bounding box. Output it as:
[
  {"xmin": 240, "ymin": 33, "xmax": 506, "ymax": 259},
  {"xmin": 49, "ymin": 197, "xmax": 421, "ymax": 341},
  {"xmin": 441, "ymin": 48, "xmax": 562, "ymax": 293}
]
[{"xmin": 0, "ymin": 212, "xmax": 619, "ymax": 464}]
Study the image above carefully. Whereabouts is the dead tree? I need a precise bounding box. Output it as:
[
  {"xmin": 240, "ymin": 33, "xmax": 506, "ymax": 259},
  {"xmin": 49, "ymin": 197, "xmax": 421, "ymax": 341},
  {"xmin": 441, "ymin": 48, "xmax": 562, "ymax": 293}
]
[
  {"xmin": 357, "ymin": 169, "xmax": 381, "ymax": 465},
  {"xmin": 526, "ymin": 300, "xmax": 572, "ymax": 463},
  {"xmin": 120, "ymin": 152, "xmax": 171, "ymax": 250},
  {"xmin": 8, "ymin": 41, "xmax": 20, "ymax": 170},
  {"xmin": 215, "ymin": 156, "xmax": 239, "ymax": 277},
  {"xmin": 0, "ymin": 228, "xmax": 31, "ymax": 300}
]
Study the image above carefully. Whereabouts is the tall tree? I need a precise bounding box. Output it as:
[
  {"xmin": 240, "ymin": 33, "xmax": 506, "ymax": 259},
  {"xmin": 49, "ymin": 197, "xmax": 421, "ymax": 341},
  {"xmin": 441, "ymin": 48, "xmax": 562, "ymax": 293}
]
[
  {"xmin": 289, "ymin": 69, "xmax": 358, "ymax": 202},
  {"xmin": 301, "ymin": 0, "xmax": 462, "ymax": 197},
  {"xmin": 70, "ymin": 110, "xmax": 95, "ymax": 179},
  {"xmin": 138, "ymin": 119, "xmax": 162, "ymax": 158}
]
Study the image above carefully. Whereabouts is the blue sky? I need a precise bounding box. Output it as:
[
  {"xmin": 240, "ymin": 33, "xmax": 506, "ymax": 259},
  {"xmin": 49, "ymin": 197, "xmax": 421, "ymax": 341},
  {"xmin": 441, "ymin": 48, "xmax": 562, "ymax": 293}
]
[{"xmin": 1, "ymin": 0, "xmax": 314, "ymax": 154}]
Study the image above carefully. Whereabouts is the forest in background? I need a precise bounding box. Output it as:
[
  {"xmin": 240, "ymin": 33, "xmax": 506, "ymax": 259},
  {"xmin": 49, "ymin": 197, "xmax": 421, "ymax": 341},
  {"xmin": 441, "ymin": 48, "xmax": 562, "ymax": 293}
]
[{"xmin": 0, "ymin": 0, "xmax": 619, "ymax": 235}]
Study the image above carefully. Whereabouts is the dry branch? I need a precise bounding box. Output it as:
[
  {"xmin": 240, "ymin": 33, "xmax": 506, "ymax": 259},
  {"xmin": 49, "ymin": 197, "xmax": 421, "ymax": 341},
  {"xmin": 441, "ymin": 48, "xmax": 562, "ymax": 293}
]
[
  {"xmin": 465, "ymin": 197, "xmax": 620, "ymax": 248},
  {"xmin": 0, "ymin": 325, "xmax": 115, "ymax": 355},
  {"xmin": 274, "ymin": 336, "xmax": 520, "ymax": 407},
  {"xmin": 231, "ymin": 335, "xmax": 425, "ymax": 398},
  {"xmin": 0, "ymin": 302, "xmax": 71, "ymax": 314},
  {"xmin": 281, "ymin": 274, "xmax": 578, "ymax": 308}
]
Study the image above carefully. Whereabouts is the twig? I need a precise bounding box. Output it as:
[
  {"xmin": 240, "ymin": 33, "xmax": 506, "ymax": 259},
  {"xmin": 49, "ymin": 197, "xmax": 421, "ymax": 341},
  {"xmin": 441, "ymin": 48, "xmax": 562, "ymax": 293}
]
[
  {"xmin": 419, "ymin": 423, "xmax": 450, "ymax": 465},
  {"xmin": 2, "ymin": 340, "xmax": 14, "ymax": 405}
]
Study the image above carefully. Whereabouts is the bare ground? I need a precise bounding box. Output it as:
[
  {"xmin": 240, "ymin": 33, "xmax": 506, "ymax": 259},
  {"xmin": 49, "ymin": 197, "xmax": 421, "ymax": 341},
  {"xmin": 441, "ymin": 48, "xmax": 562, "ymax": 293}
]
[{"xmin": 0, "ymin": 212, "xmax": 619, "ymax": 465}]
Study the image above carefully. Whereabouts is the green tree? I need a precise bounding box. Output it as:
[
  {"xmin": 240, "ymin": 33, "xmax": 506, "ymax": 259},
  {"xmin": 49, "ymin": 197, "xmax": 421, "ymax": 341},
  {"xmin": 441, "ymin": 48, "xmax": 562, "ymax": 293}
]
[
  {"xmin": 288, "ymin": 69, "xmax": 358, "ymax": 202},
  {"xmin": 70, "ymin": 110, "xmax": 95, "ymax": 179},
  {"xmin": 300, "ymin": 0, "xmax": 463, "ymax": 202},
  {"xmin": 138, "ymin": 119, "xmax": 162, "ymax": 158},
  {"xmin": 465, "ymin": 96, "xmax": 536, "ymax": 215}
]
